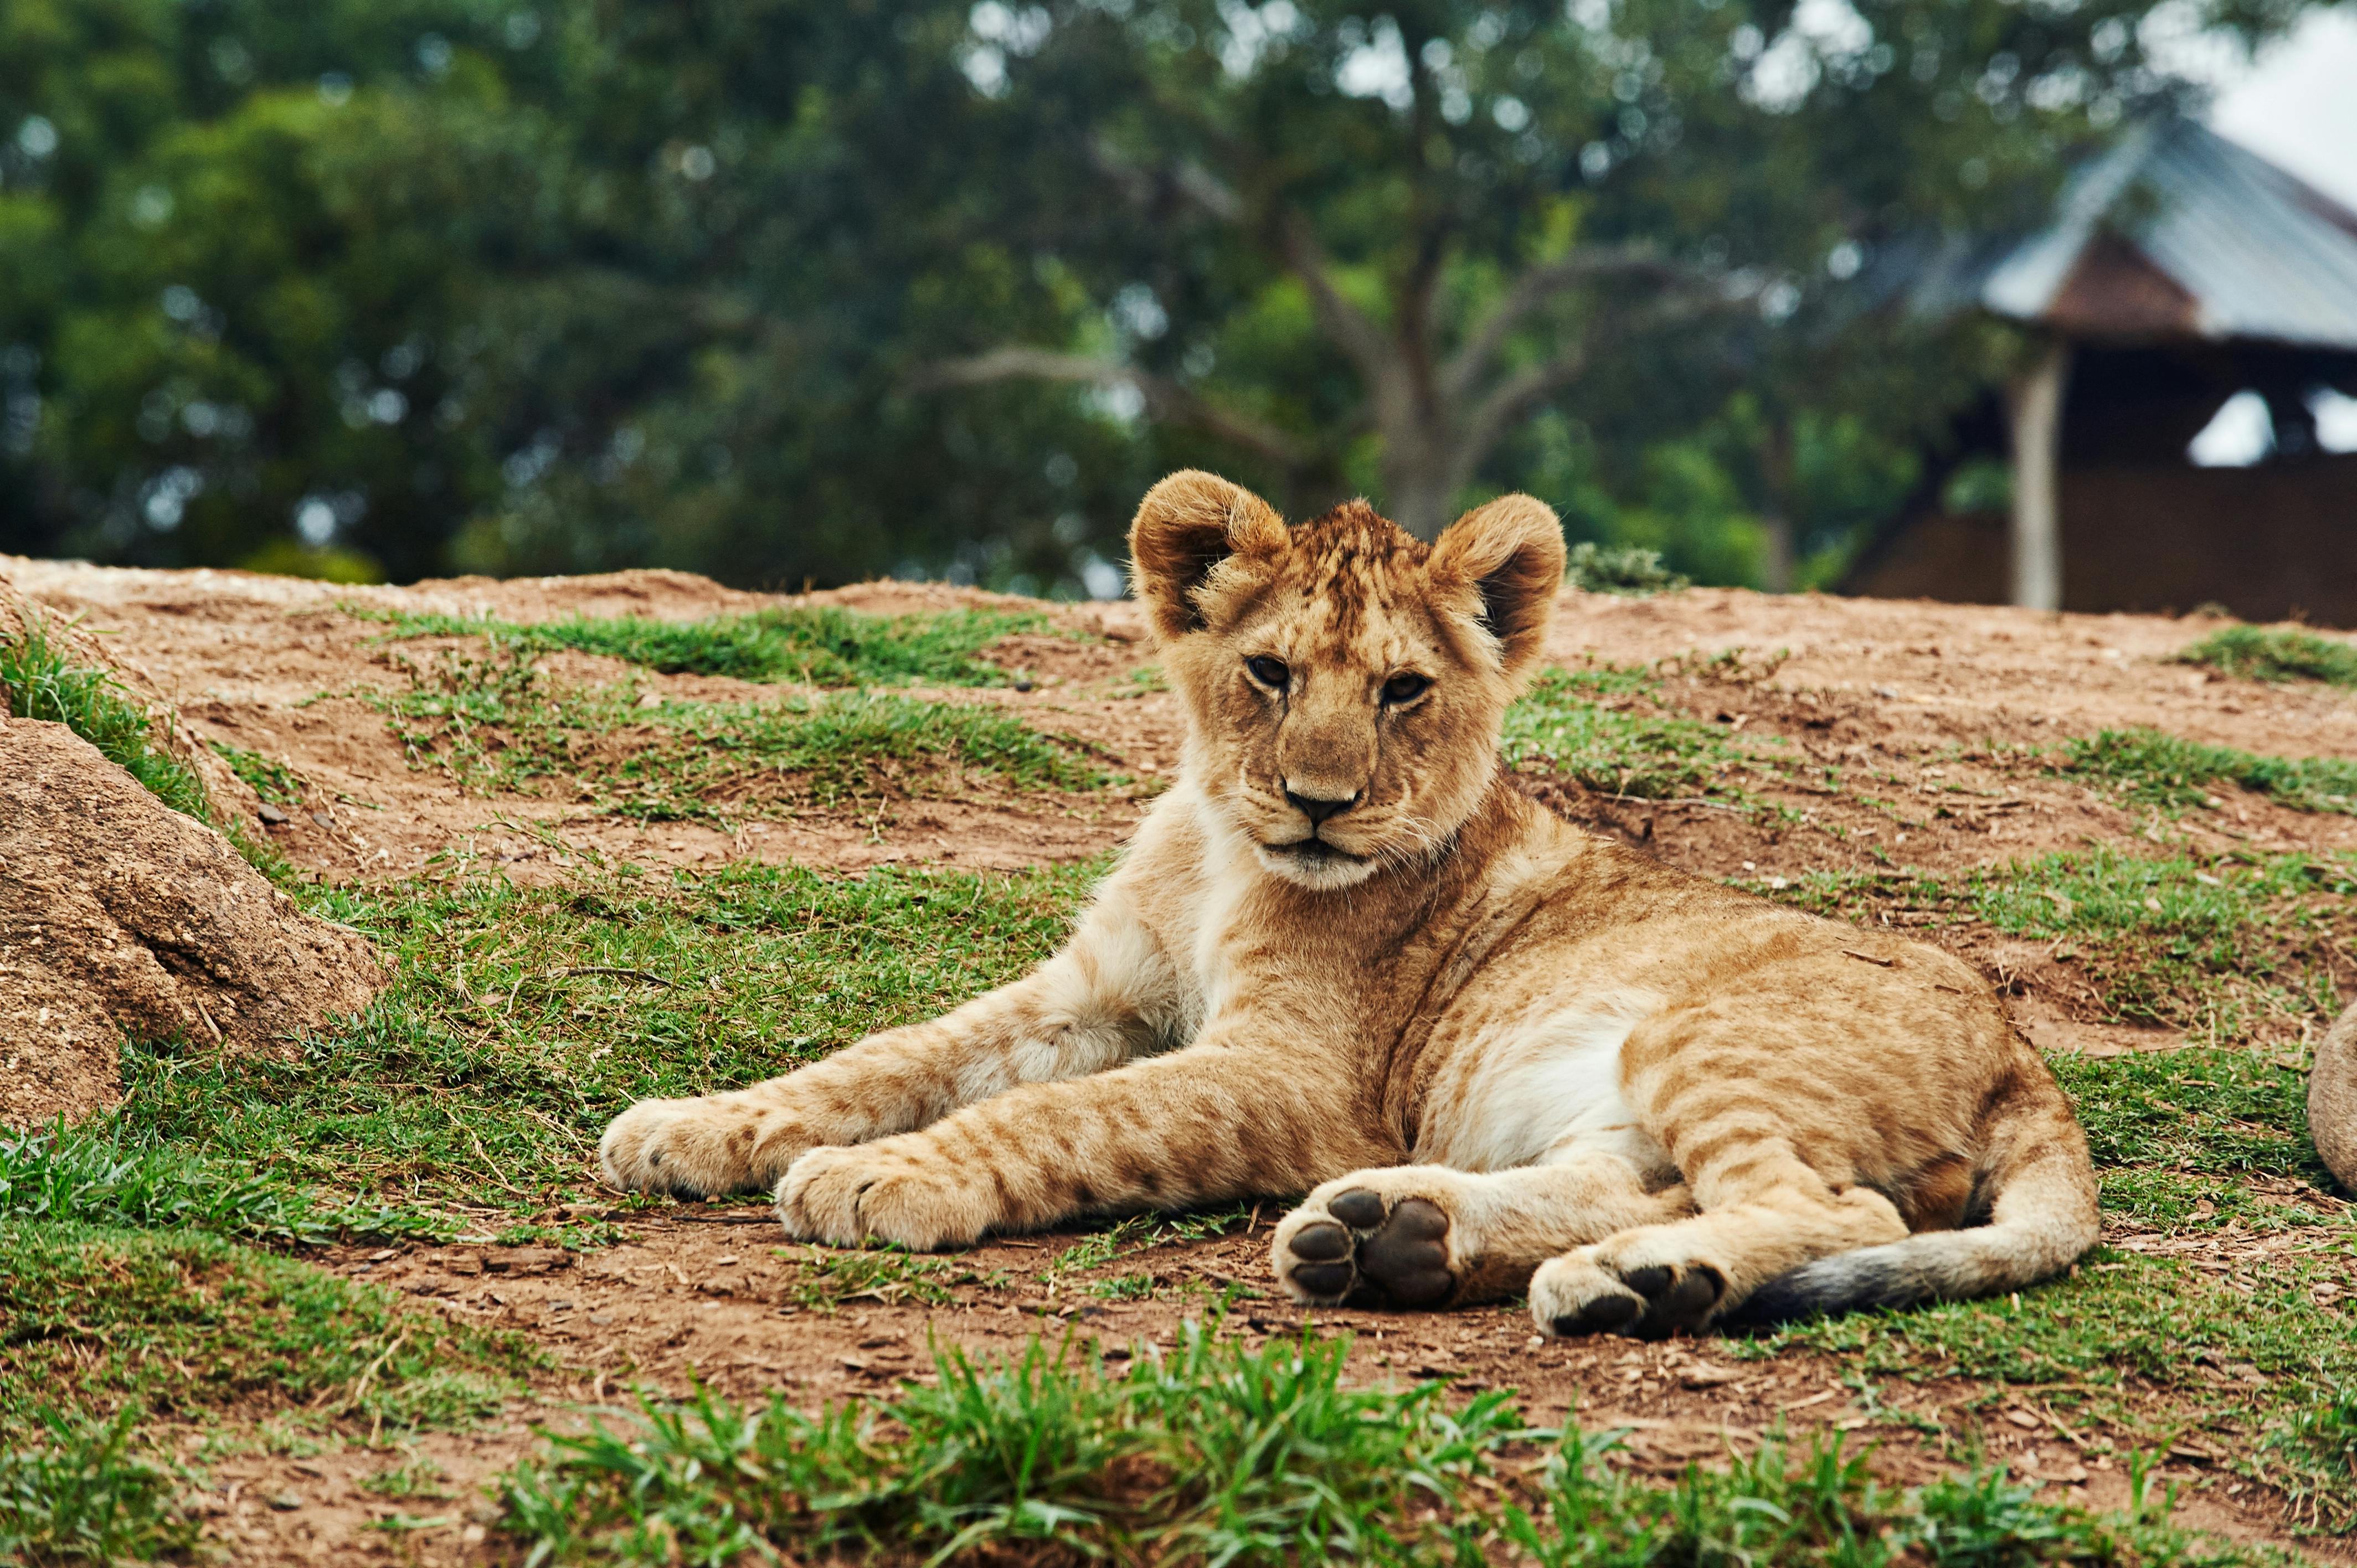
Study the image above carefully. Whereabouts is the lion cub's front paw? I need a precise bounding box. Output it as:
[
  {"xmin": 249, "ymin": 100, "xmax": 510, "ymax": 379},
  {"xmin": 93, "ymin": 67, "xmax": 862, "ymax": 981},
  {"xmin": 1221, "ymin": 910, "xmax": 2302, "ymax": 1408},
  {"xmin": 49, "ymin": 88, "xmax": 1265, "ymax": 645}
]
[
  {"xmin": 1272, "ymin": 1179, "xmax": 1462, "ymax": 1309},
  {"xmin": 599, "ymin": 1095, "xmax": 807, "ymax": 1197},
  {"xmin": 1530, "ymin": 1246, "xmax": 1726, "ymax": 1340},
  {"xmin": 777, "ymin": 1142, "xmax": 993, "ymax": 1250}
]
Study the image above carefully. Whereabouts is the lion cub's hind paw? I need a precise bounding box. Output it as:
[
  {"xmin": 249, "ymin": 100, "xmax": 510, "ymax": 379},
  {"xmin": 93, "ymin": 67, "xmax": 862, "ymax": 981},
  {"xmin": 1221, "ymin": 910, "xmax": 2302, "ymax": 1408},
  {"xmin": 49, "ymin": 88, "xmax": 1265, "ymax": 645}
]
[
  {"xmin": 1275, "ymin": 1188, "xmax": 1456, "ymax": 1309},
  {"xmin": 1532, "ymin": 1252, "xmax": 1725, "ymax": 1340}
]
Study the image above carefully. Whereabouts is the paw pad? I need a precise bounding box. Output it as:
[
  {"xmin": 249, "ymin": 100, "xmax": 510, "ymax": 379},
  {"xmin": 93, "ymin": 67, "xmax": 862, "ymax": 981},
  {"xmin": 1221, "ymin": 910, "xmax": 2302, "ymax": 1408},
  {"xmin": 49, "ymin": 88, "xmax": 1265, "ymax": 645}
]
[
  {"xmin": 1551, "ymin": 1261, "xmax": 1725, "ymax": 1339},
  {"xmin": 1553, "ymin": 1293, "xmax": 1641, "ymax": 1337},
  {"xmin": 1281, "ymin": 1188, "xmax": 1455, "ymax": 1309}
]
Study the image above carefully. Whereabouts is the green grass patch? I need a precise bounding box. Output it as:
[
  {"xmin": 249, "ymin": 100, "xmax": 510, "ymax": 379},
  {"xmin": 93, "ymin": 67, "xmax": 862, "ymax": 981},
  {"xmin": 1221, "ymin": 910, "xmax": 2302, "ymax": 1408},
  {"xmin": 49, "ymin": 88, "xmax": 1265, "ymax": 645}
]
[
  {"xmin": 0, "ymin": 1405, "xmax": 199, "ymax": 1566},
  {"xmin": 105, "ymin": 862, "xmax": 1093, "ymax": 1216},
  {"xmin": 209, "ymin": 740, "xmax": 308, "ymax": 808},
  {"xmin": 2289, "ymin": 1385, "xmax": 2357, "ymax": 1510},
  {"xmin": 0, "ymin": 1123, "xmax": 450, "ymax": 1245},
  {"xmin": 1, "ymin": 605, "xmax": 212, "ymax": 822},
  {"xmin": 354, "ymin": 605, "xmax": 1047, "ymax": 687},
  {"xmin": 373, "ymin": 641, "xmax": 1102, "ymax": 822},
  {"xmin": 499, "ymin": 1324, "xmax": 1512, "ymax": 1565},
  {"xmin": 2049, "ymin": 1049, "xmax": 2335, "ymax": 1228},
  {"xmin": 0, "ymin": 1224, "xmax": 528, "ymax": 1447},
  {"xmin": 1563, "ymin": 541, "xmax": 1690, "ymax": 596},
  {"xmin": 2177, "ymin": 626, "xmax": 2357, "ymax": 688},
  {"xmin": 497, "ymin": 1322, "xmax": 2247, "ymax": 1567},
  {"xmin": 1506, "ymin": 1422, "xmax": 2229, "ymax": 1568},
  {"xmin": 1504, "ymin": 666, "xmax": 1764, "ymax": 801},
  {"xmin": 1760, "ymin": 848, "xmax": 2353, "ymax": 1049},
  {"xmin": 774, "ymin": 1246, "xmax": 990, "ymax": 1313},
  {"xmin": 2058, "ymin": 729, "xmax": 2357, "ymax": 816},
  {"xmin": 358, "ymin": 1453, "xmax": 453, "ymax": 1500}
]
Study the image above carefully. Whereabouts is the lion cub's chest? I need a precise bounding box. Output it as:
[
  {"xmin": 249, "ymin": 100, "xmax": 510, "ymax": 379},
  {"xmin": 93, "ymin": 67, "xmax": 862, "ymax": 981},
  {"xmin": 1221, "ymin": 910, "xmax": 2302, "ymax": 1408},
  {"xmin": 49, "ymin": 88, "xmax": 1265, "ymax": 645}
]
[{"xmin": 1409, "ymin": 1004, "xmax": 1665, "ymax": 1173}]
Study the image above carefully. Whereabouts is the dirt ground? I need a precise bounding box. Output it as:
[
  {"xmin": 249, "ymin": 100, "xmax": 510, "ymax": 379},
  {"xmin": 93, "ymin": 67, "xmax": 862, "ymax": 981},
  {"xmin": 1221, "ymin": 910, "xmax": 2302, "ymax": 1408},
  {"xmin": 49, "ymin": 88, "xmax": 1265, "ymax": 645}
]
[
  {"xmin": 8, "ymin": 554, "xmax": 2357, "ymax": 1564},
  {"xmin": 184, "ymin": 1204, "xmax": 2345, "ymax": 1567},
  {"xmin": 8, "ymin": 556, "xmax": 2351, "ymax": 888}
]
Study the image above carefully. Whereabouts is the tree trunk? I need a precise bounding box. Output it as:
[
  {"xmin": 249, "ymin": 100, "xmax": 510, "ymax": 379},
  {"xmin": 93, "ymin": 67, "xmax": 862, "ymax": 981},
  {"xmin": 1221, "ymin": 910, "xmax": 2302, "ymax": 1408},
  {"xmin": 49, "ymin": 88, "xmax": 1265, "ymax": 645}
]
[
  {"xmin": 1756, "ymin": 417, "xmax": 1796, "ymax": 592},
  {"xmin": 1758, "ymin": 514, "xmax": 1795, "ymax": 593},
  {"xmin": 1384, "ymin": 468, "xmax": 1457, "ymax": 541},
  {"xmin": 2006, "ymin": 341, "xmax": 2071, "ymax": 611},
  {"xmin": 1375, "ymin": 403, "xmax": 1465, "ymax": 540}
]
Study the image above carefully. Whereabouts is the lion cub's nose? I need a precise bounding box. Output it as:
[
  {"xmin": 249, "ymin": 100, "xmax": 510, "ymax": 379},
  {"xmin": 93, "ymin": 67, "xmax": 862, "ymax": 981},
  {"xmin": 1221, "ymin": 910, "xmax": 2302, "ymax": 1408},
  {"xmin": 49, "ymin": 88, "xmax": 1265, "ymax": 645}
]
[{"xmin": 1284, "ymin": 787, "xmax": 1358, "ymax": 827}]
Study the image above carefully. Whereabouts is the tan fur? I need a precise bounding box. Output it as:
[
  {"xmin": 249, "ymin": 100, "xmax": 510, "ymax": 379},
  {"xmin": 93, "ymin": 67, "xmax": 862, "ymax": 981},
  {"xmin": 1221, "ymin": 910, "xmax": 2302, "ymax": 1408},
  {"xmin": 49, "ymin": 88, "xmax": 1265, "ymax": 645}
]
[
  {"xmin": 599, "ymin": 472, "xmax": 2101, "ymax": 1336},
  {"xmin": 2310, "ymin": 1000, "xmax": 2357, "ymax": 1192}
]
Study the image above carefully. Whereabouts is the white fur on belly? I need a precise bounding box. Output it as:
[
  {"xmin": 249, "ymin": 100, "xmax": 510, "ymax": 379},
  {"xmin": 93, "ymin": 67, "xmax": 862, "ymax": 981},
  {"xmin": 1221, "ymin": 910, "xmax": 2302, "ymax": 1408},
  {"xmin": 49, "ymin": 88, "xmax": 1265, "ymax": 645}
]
[{"xmin": 1418, "ymin": 1004, "xmax": 1668, "ymax": 1174}]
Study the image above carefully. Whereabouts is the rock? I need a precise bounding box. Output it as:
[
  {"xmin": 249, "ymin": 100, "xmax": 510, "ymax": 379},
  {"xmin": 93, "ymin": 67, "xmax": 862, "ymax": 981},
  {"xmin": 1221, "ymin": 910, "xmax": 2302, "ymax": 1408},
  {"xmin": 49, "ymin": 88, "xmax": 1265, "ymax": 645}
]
[
  {"xmin": 2310, "ymin": 1000, "xmax": 2357, "ymax": 1192},
  {"xmin": 256, "ymin": 802, "xmax": 290, "ymax": 826},
  {"xmin": 0, "ymin": 715, "xmax": 384, "ymax": 1128}
]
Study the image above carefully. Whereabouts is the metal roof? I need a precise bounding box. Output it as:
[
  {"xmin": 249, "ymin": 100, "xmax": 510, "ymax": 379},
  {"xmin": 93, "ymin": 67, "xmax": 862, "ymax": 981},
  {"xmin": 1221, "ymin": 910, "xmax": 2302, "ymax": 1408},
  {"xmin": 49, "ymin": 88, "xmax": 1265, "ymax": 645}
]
[{"xmin": 1891, "ymin": 116, "xmax": 2357, "ymax": 351}]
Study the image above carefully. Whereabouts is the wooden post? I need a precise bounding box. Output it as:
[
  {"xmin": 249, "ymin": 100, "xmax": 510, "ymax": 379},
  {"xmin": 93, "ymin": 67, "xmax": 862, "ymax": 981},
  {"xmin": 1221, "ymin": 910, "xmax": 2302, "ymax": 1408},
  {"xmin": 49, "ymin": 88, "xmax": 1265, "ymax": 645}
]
[{"xmin": 2007, "ymin": 341, "xmax": 2071, "ymax": 611}]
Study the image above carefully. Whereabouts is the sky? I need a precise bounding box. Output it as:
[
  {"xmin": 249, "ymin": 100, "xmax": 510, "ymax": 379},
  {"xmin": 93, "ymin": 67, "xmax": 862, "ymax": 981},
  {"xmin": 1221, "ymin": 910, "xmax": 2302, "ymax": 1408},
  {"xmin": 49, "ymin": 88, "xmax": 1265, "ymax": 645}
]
[{"xmin": 2203, "ymin": 6, "xmax": 2357, "ymax": 211}]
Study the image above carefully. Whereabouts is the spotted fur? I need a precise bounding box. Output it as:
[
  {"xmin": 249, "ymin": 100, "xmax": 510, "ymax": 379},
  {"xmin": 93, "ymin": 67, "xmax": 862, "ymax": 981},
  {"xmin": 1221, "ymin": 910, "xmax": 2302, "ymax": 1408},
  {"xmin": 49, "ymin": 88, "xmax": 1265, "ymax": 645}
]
[{"xmin": 599, "ymin": 471, "xmax": 2099, "ymax": 1337}]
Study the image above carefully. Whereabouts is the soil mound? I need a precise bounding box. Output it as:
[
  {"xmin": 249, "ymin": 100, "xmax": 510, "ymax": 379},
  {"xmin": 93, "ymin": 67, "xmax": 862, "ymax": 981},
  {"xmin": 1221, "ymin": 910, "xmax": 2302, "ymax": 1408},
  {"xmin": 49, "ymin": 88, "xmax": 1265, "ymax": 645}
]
[
  {"xmin": 2311, "ymin": 1001, "xmax": 2357, "ymax": 1192},
  {"xmin": 0, "ymin": 715, "xmax": 384, "ymax": 1127}
]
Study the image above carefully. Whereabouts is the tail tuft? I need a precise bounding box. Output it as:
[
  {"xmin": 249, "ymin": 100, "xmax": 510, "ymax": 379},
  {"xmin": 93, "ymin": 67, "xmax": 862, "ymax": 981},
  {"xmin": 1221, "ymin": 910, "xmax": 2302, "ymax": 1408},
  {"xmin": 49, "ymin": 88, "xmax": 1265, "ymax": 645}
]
[{"xmin": 1726, "ymin": 1241, "xmax": 1958, "ymax": 1328}]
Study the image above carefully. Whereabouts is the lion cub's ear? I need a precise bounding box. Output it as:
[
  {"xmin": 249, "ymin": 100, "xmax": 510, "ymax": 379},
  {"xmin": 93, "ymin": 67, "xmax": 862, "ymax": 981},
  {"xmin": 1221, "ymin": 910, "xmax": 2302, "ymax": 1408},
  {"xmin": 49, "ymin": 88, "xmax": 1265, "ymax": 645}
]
[
  {"xmin": 1430, "ymin": 494, "xmax": 1567, "ymax": 680},
  {"xmin": 1128, "ymin": 471, "xmax": 1289, "ymax": 641}
]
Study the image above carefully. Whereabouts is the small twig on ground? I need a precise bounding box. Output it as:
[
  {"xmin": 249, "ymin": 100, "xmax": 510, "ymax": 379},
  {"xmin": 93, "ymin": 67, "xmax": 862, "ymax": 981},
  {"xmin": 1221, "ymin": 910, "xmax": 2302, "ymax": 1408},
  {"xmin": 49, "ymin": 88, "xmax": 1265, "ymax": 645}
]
[
  {"xmin": 559, "ymin": 965, "xmax": 675, "ymax": 987},
  {"xmin": 1594, "ymin": 791, "xmax": 1745, "ymax": 812}
]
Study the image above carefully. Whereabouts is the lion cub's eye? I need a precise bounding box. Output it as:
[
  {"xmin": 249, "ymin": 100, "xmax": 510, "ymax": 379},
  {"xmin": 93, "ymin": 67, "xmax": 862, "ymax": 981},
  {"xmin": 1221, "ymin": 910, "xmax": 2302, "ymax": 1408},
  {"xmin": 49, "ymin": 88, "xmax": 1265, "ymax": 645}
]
[
  {"xmin": 1382, "ymin": 672, "xmax": 1432, "ymax": 705},
  {"xmin": 1246, "ymin": 655, "xmax": 1290, "ymax": 689}
]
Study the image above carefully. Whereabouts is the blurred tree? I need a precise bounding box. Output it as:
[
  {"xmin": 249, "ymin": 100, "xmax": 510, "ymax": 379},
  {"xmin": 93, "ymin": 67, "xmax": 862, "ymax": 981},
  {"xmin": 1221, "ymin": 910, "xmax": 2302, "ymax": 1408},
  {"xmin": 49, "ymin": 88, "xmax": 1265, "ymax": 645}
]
[
  {"xmin": 0, "ymin": 0, "xmax": 2318, "ymax": 589},
  {"xmin": 0, "ymin": 0, "xmax": 1151, "ymax": 590},
  {"xmin": 925, "ymin": 0, "xmax": 2299, "ymax": 544}
]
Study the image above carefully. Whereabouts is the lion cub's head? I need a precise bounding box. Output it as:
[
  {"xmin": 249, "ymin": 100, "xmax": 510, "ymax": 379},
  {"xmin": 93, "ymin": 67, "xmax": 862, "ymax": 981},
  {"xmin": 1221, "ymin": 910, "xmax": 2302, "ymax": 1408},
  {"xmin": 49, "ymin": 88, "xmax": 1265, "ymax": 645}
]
[{"xmin": 1129, "ymin": 471, "xmax": 1565, "ymax": 890}]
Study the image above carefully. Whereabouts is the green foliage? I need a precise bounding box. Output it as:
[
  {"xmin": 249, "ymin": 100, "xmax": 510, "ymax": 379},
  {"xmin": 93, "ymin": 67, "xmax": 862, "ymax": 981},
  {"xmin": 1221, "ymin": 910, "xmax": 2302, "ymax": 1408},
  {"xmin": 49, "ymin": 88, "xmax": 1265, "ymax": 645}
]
[
  {"xmin": 239, "ymin": 539, "xmax": 386, "ymax": 584},
  {"xmin": 1749, "ymin": 1252, "xmax": 2357, "ymax": 1520},
  {"xmin": 0, "ymin": 605, "xmax": 211, "ymax": 821},
  {"xmin": 1532, "ymin": 398, "xmax": 1929, "ymax": 590},
  {"xmin": 0, "ymin": 1224, "xmax": 526, "ymax": 1444},
  {"xmin": 1941, "ymin": 455, "xmax": 2016, "ymax": 515},
  {"xmin": 4, "ymin": 0, "xmax": 2299, "ymax": 589},
  {"xmin": 1562, "ymin": 541, "xmax": 1689, "ymax": 596},
  {"xmin": 370, "ymin": 639, "xmax": 1102, "ymax": 820},
  {"xmin": 2058, "ymin": 729, "xmax": 2357, "ymax": 815},
  {"xmin": 358, "ymin": 1454, "xmax": 453, "ymax": 1501},
  {"xmin": 0, "ymin": 0, "xmax": 1151, "ymax": 591},
  {"xmin": 359, "ymin": 604, "xmax": 1044, "ymax": 687},
  {"xmin": 1965, "ymin": 849, "xmax": 2351, "ymax": 1038},
  {"xmin": 0, "ymin": 1405, "xmax": 198, "ymax": 1567},
  {"xmin": 2176, "ymin": 627, "xmax": 2357, "ymax": 688},
  {"xmin": 1502, "ymin": 666, "xmax": 1757, "ymax": 800}
]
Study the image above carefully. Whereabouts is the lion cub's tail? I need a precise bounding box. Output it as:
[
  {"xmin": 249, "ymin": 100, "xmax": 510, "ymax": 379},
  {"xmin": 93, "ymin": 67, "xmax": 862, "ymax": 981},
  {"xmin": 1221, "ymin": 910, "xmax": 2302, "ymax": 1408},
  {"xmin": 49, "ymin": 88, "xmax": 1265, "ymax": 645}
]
[{"xmin": 1728, "ymin": 1074, "xmax": 2099, "ymax": 1327}]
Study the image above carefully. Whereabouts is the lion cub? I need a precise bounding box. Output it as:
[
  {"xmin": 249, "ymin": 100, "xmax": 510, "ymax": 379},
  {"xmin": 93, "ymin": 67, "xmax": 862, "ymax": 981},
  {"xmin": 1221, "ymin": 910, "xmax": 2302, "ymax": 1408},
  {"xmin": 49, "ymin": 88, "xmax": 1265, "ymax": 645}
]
[{"xmin": 600, "ymin": 472, "xmax": 2098, "ymax": 1337}]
